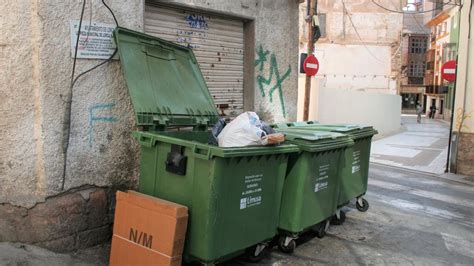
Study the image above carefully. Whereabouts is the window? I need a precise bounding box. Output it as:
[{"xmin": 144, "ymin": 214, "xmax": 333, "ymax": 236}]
[
  {"xmin": 409, "ymin": 36, "xmax": 428, "ymax": 54},
  {"xmin": 452, "ymin": 14, "xmax": 458, "ymax": 29},
  {"xmin": 408, "ymin": 61, "xmax": 426, "ymax": 77},
  {"xmin": 433, "ymin": 0, "xmax": 443, "ymax": 17},
  {"xmin": 317, "ymin": 13, "xmax": 327, "ymax": 38},
  {"xmin": 443, "ymin": 43, "xmax": 458, "ymax": 62}
]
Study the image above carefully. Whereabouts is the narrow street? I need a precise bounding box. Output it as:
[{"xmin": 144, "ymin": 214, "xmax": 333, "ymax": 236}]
[
  {"xmin": 2, "ymin": 164, "xmax": 473, "ymax": 266},
  {"xmin": 254, "ymin": 163, "xmax": 474, "ymax": 265},
  {"xmin": 370, "ymin": 115, "xmax": 450, "ymax": 174},
  {"xmin": 2, "ymin": 0, "xmax": 474, "ymax": 265}
]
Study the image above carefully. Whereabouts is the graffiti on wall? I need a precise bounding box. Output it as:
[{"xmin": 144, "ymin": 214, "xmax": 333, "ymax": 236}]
[
  {"xmin": 255, "ymin": 45, "xmax": 292, "ymax": 117},
  {"xmin": 88, "ymin": 103, "xmax": 118, "ymax": 147},
  {"xmin": 185, "ymin": 14, "xmax": 209, "ymax": 29},
  {"xmin": 175, "ymin": 30, "xmax": 207, "ymax": 49},
  {"xmin": 175, "ymin": 14, "xmax": 210, "ymax": 49},
  {"xmin": 456, "ymin": 108, "xmax": 474, "ymax": 132}
]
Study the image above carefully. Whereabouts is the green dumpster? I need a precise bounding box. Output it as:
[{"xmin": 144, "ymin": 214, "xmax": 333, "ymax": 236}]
[
  {"xmin": 274, "ymin": 122, "xmax": 377, "ymax": 218},
  {"xmin": 273, "ymin": 128, "xmax": 354, "ymax": 253},
  {"xmin": 114, "ymin": 27, "xmax": 298, "ymax": 264}
]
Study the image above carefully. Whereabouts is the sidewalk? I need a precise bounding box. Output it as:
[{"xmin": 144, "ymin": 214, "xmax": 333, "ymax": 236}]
[{"xmin": 370, "ymin": 115, "xmax": 450, "ymax": 174}]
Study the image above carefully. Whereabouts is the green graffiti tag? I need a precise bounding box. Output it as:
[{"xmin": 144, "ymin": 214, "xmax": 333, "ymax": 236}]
[
  {"xmin": 255, "ymin": 45, "xmax": 269, "ymax": 71},
  {"xmin": 255, "ymin": 45, "xmax": 291, "ymax": 117}
]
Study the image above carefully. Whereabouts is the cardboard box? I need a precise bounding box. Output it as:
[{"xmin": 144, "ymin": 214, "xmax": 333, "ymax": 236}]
[
  {"xmin": 110, "ymin": 235, "xmax": 182, "ymax": 266},
  {"xmin": 110, "ymin": 191, "xmax": 188, "ymax": 266}
]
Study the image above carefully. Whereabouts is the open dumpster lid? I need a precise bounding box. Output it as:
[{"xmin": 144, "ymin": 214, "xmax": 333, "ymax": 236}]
[{"xmin": 114, "ymin": 27, "xmax": 219, "ymax": 129}]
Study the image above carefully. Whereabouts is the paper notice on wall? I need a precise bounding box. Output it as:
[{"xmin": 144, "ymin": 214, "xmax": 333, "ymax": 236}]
[{"xmin": 70, "ymin": 20, "xmax": 117, "ymax": 59}]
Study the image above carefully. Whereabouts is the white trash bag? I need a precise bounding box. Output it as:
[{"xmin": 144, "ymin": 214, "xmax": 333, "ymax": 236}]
[{"xmin": 217, "ymin": 112, "xmax": 266, "ymax": 147}]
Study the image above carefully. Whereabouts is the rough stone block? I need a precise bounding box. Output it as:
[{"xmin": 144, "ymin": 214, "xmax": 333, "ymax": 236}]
[
  {"xmin": 2, "ymin": 186, "xmax": 116, "ymax": 252},
  {"xmin": 76, "ymin": 225, "xmax": 112, "ymax": 250},
  {"xmin": 86, "ymin": 189, "xmax": 109, "ymax": 228},
  {"xmin": 18, "ymin": 192, "xmax": 87, "ymax": 243},
  {"xmin": 0, "ymin": 204, "xmax": 27, "ymax": 242},
  {"xmin": 36, "ymin": 235, "xmax": 77, "ymax": 253},
  {"xmin": 457, "ymin": 132, "xmax": 474, "ymax": 176}
]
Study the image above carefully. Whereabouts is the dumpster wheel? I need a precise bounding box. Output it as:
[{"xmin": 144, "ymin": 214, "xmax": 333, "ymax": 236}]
[
  {"xmin": 330, "ymin": 209, "xmax": 346, "ymax": 225},
  {"xmin": 245, "ymin": 243, "xmax": 267, "ymax": 262},
  {"xmin": 315, "ymin": 219, "xmax": 330, "ymax": 238},
  {"xmin": 356, "ymin": 197, "xmax": 369, "ymax": 212},
  {"xmin": 278, "ymin": 236, "xmax": 296, "ymax": 254}
]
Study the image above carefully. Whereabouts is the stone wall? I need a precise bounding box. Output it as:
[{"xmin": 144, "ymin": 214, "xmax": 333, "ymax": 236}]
[
  {"xmin": 0, "ymin": 186, "xmax": 115, "ymax": 252},
  {"xmin": 456, "ymin": 132, "xmax": 474, "ymax": 176},
  {"xmin": 0, "ymin": 0, "xmax": 299, "ymax": 251}
]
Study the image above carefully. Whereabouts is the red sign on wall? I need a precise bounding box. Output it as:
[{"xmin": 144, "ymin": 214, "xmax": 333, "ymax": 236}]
[
  {"xmin": 441, "ymin": 60, "xmax": 457, "ymax": 83},
  {"xmin": 303, "ymin": 54, "xmax": 319, "ymax": 76}
]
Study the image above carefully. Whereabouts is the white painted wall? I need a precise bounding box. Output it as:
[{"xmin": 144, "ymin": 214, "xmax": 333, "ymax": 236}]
[
  {"xmin": 297, "ymin": 2, "xmax": 402, "ymax": 135},
  {"xmin": 297, "ymin": 43, "xmax": 401, "ymax": 134},
  {"xmin": 316, "ymin": 87, "xmax": 401, "ymax": 137},
  {"xmin": 454, "ymin": 0, "xmax": 474, "ymax": 133},
  {"xmin": 312, "ymin": 43, "xmax": 397, "ymax": 93}
]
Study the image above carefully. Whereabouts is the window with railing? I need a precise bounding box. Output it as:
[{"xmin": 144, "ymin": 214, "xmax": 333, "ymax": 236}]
[
  {"xmin": 442, "ymin": 43, "xmax": 458, "ymax": 62},
  {"xmin": 408, "ymin": 61, "xmax": 426, "ymax": 77},
  {"xmin": 409, "ymin": 36, "xmax": 428, "ymax": 54}
]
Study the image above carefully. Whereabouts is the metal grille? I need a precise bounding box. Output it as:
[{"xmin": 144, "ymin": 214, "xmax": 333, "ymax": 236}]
[{"xmin": 144, "ymin": 3, "xmax": 245, "ymax": 116}]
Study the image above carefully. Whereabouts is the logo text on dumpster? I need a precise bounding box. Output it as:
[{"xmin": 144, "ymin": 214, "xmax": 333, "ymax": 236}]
[
  {"xmin": 352, "ymin": 150, "xmax": 361, "ymax": 174},
  {"xmin": 240, "ymin": 174, "xmax": 263, "ymax": 209},
  {"xmin": 315, "ymin": 164, "xmax": 330, "ymax": 193}
]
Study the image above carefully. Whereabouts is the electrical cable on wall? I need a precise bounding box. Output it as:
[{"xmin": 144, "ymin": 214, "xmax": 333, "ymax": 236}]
[
  {"xmin": 371, "ymin": 0, "xmax": 460, "ymax": 14},
  {"xmin": 72, "ymin": 0, "xmax": 119, "ymax": 88},
  {"xmin": 341, "ymin": 0, "xmax": 383, "ymax": 62},
  {"xmin": 61, "ymin": 0, "xmax": 120, "ymax": 190}
]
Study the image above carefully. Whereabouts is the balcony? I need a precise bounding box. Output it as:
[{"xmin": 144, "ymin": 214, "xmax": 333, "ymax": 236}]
[
  {"xmin": 425, "ymin": 85, "xmax": 448, "ymax": 95},
  {"xmin": 408, "ymin": 77, "xmax": 424, "ymax": 85}
]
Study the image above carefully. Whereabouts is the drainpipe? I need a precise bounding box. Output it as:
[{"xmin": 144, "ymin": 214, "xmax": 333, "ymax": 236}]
[
  {"xmin": 445, "ymin": 54, "xmax": 458, "ymax": 173},
  {"xmin": 303, "ymin": 0, "xmax": 317, "ymax": 121}
]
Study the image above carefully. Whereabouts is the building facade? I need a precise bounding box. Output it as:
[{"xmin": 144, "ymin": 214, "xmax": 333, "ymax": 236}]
[
  {"xmin": 0, "ymin": 0, "xmax": 299, "ymax": 251},
  {"xmin": 400, "ymin": 10, "xmax": 429, "ymax": 114},
  {"xmin": 297, "ymin": 0, "xmax": 403, "ymax": 136},
  {"xmin": 425, "ymin": 6, "xmax": 460, "ymax": 120}
]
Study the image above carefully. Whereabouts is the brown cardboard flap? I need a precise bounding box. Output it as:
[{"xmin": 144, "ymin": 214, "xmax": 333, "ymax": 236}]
[
  {"xmin": 110, "ymin": 235, "xmax": 182, "ymax": 266},
  {"xmin": 121, "ymin": 190, "xmax": 188, "ymax": 218},
  {"xmin": 112, "ymin": 191, "xmax": 188, "ymax": 257}
]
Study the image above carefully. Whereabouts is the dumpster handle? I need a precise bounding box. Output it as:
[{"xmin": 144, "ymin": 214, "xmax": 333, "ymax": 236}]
[
  {"xmin": 138, "ymin": 135, "xmax": 154, "ymax": 148},
  {"xmin": 192, "ymin": 144, "xmax": 211, "ymax": 160}
]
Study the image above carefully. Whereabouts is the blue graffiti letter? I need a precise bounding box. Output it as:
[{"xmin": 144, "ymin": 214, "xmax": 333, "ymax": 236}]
[{"xmin": 88, "ymin": 103, "xmax": 118, "ymax": 147}]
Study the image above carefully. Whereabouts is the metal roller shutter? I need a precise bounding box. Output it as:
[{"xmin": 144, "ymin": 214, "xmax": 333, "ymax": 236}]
[{"xmin": 144, "ymin": 2, "xmax": 245, "ymax": 116}]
